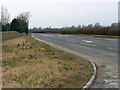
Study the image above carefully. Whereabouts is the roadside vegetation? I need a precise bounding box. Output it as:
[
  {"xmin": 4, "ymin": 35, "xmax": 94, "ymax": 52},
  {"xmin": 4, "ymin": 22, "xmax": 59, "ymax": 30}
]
[
  {"xmin": 49, "ymin": 33, "xmax": 120, "ymax": 38},
  {"xmin": 2, "ymin": 32, "xmax": 93, "ymax": 88},
  {"xmin": 2, "ymin": 31, "xmax": 25, "ymax": 41},
  {"xmin": 31, "ymin": 27, "xmax": 120, "ymax": 38}
]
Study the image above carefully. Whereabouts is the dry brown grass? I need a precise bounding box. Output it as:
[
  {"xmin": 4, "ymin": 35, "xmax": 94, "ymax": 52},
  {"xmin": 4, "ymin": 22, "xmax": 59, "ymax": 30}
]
[{"xmin": 2, "ymin": 33, "xmax": 93, "ymax": 88}]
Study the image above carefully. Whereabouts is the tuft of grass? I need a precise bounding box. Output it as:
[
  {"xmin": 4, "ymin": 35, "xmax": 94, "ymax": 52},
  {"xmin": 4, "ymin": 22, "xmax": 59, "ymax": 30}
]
[
  {"xmin": 2, "ymin": 46, "xmax": 14, "ymax": 53},
  {"xmin": 15, "ymin": 79, "xmax": 23, "ymax": 85},
  {"xmin": 62, "ymin": 64, "xmax": 72, "ymax": 70}
]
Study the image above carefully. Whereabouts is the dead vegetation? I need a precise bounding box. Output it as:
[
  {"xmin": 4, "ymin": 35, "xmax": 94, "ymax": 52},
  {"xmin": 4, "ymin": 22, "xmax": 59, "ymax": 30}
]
[{"xmin": 2, "ymin": 32, "xmax": 93, "ymax": 88}]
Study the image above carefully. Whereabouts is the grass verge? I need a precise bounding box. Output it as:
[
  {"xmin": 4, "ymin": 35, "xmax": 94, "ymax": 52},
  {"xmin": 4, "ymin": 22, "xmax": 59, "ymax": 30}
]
[
  {"xmin": 2, "ymin": 31, "xmax": 25, "ymax": 41},
  {"xmin": 2, "ymin": 32, "xmax": 93, "ymax": 88},
  {"xmin": 48, "ymin": 33, "xmax": 120, "ymax": 38}
]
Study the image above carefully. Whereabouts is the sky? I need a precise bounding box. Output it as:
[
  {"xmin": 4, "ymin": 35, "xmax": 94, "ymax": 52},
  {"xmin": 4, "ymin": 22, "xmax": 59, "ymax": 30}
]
[{"xmin": 0, "ymin": 0, "xmax": 119, "ymax": 28}]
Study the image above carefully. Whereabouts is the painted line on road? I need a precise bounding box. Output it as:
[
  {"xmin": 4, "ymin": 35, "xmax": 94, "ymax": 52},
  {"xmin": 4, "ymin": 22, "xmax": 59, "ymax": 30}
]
[
  {"xmin": 85, "ymin": 43, "xmax": 96, "ymax": 47},
  {"xmin": 105, "ymin": 39, "xmax": 116, "ymax": 41},
  {"xmin": 111, "ymin": 54, "xmax": 116, "ymax": 56},
  {"xmin": 58, "ymin": 35, "xmax": 62, "ymax": 37},
  {"xmin": 107, "ymin": 47, "xmax": 117, "ymax": 50},
  {"xmin": 32, "ymin": 34, "xmax": 97, "ymax": 89},
  {"xmin": 82, "ymin": 40, "xmax": 92, "ymax": 43},
  {"xmin": 38, "ymin": 34, "xmax": 52, "ymax": 37}
]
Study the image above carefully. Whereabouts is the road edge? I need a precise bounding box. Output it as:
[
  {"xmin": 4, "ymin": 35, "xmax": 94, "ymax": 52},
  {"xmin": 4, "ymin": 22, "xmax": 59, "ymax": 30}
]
[{"xmin": 31, "ymin": 34, "xmax": 97, "ymax": 89}]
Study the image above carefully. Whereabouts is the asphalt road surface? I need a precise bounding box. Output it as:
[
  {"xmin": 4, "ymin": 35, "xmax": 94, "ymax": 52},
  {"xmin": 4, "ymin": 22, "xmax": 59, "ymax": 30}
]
[{"xmin": 32, "ymin": 33, "xmax": 118, "ymax": 88}]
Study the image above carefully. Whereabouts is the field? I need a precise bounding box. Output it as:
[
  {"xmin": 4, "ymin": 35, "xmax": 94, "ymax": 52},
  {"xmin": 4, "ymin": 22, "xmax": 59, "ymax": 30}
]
[{"xmin": 2, "ymin": 32, "xmax": 93, "ymax": 88}]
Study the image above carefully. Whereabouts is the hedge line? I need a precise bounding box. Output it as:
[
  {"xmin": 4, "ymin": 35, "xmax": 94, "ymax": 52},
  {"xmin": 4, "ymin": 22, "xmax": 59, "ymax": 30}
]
[{"xmin": 32, "ymin": 27, "xmax": 120, "ymax": 36}]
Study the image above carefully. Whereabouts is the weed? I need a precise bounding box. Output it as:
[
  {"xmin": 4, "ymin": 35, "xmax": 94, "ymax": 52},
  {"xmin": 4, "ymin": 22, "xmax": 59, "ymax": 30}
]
[
  {"xmin": 62, "ymin": 64, "xmax": 72, "ymax": 70},
  {"xmin": 29, "ymin": 54, "xmax": 34, "ymax": 59},
  {"xmin": 20, "ymin": 56, "xmax": 25, "ymax": 60},
  {"xmin": 15, "ymin": 79, "xmax": 23, "ymax": 85},
  {"xmin": 58, "ymin": 61, "xmax": 61, "ymax": 64},
  {"xmin": 2, "ymin": 46, "xmax": 14, "ymax": 53}
]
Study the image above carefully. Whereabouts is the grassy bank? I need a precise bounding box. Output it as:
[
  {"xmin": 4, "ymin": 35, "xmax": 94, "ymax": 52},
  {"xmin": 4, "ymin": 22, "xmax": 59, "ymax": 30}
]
[
  {"xmin": 2, "ymin": 32, "xmax": 93, "ymax": 88},
  {"xmin": 2, "ymin": 31, "xmax": 25, "ymax": 41}
]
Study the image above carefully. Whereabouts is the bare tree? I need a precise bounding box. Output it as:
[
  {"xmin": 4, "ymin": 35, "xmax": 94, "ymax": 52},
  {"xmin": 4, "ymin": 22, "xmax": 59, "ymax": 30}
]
[
  {"xmin": 1, "ymin": 6, "xmax": 4, "ymax": 24},
  {"xmin": 17, "ymin": 12, "xmax": 31, "ymax": 23},
  {"xmin": 0, "ymin": 6, "xmax": 10, "ymax": 25}
]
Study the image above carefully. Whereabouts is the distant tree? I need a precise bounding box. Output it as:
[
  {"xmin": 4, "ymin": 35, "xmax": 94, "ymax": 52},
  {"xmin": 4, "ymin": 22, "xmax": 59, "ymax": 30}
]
[
  {"xmin": 118, "ymin": 22, "xmax": 120, "ymax": 28},
  {"xmin": 10, "ymin": 18, "xmax": 24, "ymax": 32},
  {"xmin": 10, "ymin": 12, "xmax": 31, "ymax": 33},
  {"xmin": 38, "ymin": 27, "xmax": 42, "ymax": 30},
  {"xmin": 77, "ymin": 25, "xmax": 81, "ymax": 29},
  {"xmin": 111, "ymin": 23, "xmax": 118, "ymax": 28},
  {"xmin": 0, "ymin": 22, "xmax": 2, "ymax": 31},
  {"xmin": 70, "ymin": 25, "xmax": 75, "ymax": 29},
  {"xmin": 94, "ymin": 23, "xmax": 101, "ymax": 28},
  {"xmin": 82, "ymin": 25, "xmax": 87, "ymax": 29},
  {"xmin": 87, "ymin": 24, "xmax": 93, "ymax": 29},
  {"xmin": 1, "ymin": 6, "xmax": 10, "ymax": 31},
  {"xmin": 17, "ymin": 12, "xmax": 31, "ymax": 34}
]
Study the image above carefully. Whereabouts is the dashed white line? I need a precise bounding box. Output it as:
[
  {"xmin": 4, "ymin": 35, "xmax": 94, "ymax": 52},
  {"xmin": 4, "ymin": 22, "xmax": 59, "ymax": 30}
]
[
  {"xmin": 80, "ymin": 41, "xmax": 96, "ymax": 47},
  {"xmin": 85, "ymin": 44, "xmax": 96, "ymax": 47},
  {"xmin": 108, "ymin": 48, "xmax": 114, "ymax": 50},
  {"xmin": 82, "ymin": 40, "xmax": 92, "ymax": 43},
  {"xmin": 105, "ymin": 39, "xmax": 116, "ymax": 41},
  {"xmin": 107, "ymin": 47, "xmax": 117, "ymax": 50}
]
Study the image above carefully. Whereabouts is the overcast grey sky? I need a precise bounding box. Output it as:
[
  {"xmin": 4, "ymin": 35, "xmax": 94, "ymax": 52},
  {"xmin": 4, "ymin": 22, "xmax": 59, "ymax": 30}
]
[{"xmin": 0, "ymin": 0, "xmax": 119, "ymax": 28}]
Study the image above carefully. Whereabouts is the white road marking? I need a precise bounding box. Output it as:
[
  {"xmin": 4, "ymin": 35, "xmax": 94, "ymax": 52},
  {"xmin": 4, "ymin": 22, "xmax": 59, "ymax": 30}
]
[
  {"xmin": 105, "ymin": 39, "xmax": 116, "ymax": 41},
  {"xmin": 38, "ymin": 34, "xmax": 52, "ymax": 37},
  {"xmin": 85, "ymin": 44, "xmax": 96, "ymax": 47},
  {"xmin": 111, "ymin": 54, "xmax": 116, "ymax": 56},
  {"xmin": 58, "ymin": 35, "xmax": 62, "ymax": 37},
  {"xmin": 107, "ymin": 47, "xmax": 117, "ymax": 50},
  {"xmin": 108, "ymin": 48, "xmax": 114, "ymax": 50},
  {"xmin": 82, "ymin": 40, "xmax": 92, "ymax": 43},
  {"xmin": 80, "ymin": 41, "xmax": 96, "ymax": 46}
]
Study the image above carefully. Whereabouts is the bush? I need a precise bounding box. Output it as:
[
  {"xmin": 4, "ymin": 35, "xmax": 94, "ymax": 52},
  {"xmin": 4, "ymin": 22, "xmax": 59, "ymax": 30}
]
[
  {"xmin": 107, "ymin": 28, "xmax": 118, "ymax": 36},
  {"xmin": 10, "ymin": 18, "xmax": 28, "ymax": 33}
]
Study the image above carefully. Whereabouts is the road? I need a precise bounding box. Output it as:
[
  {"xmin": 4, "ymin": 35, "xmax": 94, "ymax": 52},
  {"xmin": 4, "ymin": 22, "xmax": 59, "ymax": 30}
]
[{"xmin": 32, "ymin": 33, "xmax": 118, "ymax": 88}]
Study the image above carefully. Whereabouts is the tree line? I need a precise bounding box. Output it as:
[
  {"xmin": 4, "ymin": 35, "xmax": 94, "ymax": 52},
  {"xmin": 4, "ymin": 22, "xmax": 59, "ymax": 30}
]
[
  {"xmin": 0, "ymin": 6, "xmax": 31, "ymax": 34},
  {"xmin": 30, "ymin": 22, "xmax": 118, "ymax": 32},
  {"xmin": 30, "ymin": 22, "xmax": 119, "ymax": 36}
]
